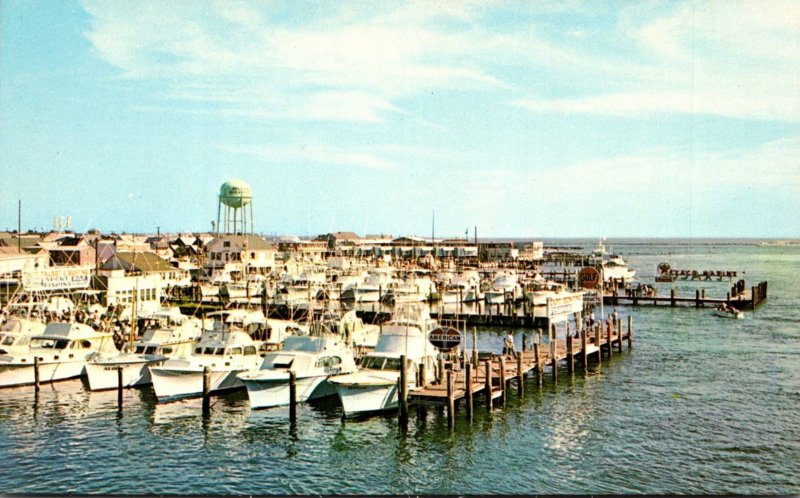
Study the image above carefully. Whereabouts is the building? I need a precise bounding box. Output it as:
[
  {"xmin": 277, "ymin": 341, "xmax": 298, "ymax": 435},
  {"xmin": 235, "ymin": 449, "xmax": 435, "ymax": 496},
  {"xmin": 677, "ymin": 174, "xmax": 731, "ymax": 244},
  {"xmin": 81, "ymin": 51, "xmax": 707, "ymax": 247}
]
[
  {"xmin": 205, "ymin": 234, "xmax": 277, "ymax": 276},
  {"xmin": 479, "ymin": 242, "xmax": 519, "ymax": 262}
]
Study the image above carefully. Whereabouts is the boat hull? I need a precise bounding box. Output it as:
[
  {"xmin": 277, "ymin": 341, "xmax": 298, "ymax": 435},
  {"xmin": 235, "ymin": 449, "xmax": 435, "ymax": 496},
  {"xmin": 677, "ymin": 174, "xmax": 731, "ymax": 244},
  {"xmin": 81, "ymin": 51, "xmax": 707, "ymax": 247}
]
[
  {"xmin": 0, "ymin": 359, "xmax": 86, "ymax": 388},
  {"xmin": 334, "ymin": 382, "xmax": 399, "ymax": 417},
  {"xmin": 85, "ymin": 357, "xmax": 163, "ymax": 391},
  {"xmin": 241, "ymin": 374, "xmax": 332, "ymax": 409},
  {"xmin": 150, "ymin": 367, "xmax": 247, "ymax": 401}
]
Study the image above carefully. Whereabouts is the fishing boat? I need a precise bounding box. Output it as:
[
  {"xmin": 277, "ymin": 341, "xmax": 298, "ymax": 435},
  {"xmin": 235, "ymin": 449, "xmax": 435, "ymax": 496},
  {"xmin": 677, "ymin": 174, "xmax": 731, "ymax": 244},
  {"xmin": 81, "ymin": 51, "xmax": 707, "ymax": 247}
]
[
  {"xmin": 238, "ymin": 333, "xmax": 358, "ymax": 409},
  {"xmin": 0, "ymin": 316, "xmax": 46, "ymax": 354},
  {"xmin": 84, "ymin": 308, "xmax": 202, "ymax": 390},
  {"xmin": 0, "ymin": 322, "xmax": 118, "ymax": 388},
  {"xmin": 712, "ymin": 304, "xmax": 744, "ymax": 319},
  {"xmin": 329, "ymin": 303, "xmax": 439, "ymax": 418},
  {"xmin": 484, "ymin": 270, "xmax": 520, "ymax": 304},
  {"xmin": 149, "ymin": 312, "xmax": 262, "ymax": 401}
]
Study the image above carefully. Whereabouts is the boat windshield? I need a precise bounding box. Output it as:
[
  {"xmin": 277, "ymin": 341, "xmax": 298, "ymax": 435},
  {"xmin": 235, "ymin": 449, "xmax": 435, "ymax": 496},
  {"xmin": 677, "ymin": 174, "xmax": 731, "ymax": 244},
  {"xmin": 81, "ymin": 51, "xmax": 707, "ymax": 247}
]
[
  {"xmin": 30, "ymin": 338, "xmax": 70, "ymax": 349},
  {"xmin": 283, "ymin": 336, "xmax": 323, "ymax": 352},
  {"xmin": 360, "ymin": 356, "xmax": 402, "ymax": 371},
  {"xmin": 1, "ymin": 335, "xmax": 15, "ymax": 346}
]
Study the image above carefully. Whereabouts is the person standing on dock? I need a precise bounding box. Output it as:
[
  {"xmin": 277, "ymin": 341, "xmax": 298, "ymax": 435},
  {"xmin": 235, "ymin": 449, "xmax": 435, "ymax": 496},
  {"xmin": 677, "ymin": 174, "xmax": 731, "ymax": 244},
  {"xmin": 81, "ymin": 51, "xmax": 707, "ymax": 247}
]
[{"xmin": 503, "ymin": 332, "xmax": 516, "ymax": 357}]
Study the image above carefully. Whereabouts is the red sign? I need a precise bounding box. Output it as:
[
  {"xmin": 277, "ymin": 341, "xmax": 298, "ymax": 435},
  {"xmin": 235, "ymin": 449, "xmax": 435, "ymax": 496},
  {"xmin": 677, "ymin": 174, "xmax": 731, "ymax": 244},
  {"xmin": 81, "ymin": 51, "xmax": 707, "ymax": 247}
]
[
  {"xmin": 428, "ymin": 327, "xmax": 462, "ymax": 351},
  {"xmin": 578, "ymin": 266, "xmax": 600, "ymax": 289}
]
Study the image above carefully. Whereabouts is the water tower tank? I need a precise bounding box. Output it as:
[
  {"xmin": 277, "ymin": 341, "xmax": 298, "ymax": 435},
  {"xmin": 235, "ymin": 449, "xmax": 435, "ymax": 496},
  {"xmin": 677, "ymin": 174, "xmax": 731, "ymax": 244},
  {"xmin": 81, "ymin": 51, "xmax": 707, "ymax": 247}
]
[{"xmin": 219, "ymin": 179, "xmax": 252, "ymax": 209}]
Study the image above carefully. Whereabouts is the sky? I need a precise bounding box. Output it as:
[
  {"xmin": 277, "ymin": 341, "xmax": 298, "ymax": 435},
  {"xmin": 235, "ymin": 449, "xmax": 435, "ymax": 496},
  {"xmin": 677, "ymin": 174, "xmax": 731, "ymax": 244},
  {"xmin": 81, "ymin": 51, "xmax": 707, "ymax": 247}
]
[{"xmin": 1, "ymin": 0, "xmax": 799, "ymax": 238}]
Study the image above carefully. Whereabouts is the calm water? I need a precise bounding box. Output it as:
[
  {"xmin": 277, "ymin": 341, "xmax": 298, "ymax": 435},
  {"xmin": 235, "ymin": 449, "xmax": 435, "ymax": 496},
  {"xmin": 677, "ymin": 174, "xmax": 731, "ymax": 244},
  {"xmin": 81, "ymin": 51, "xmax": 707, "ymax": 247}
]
[{"xmin": 1, "ymin": 239, "xmax": 798, "ymax": 495}]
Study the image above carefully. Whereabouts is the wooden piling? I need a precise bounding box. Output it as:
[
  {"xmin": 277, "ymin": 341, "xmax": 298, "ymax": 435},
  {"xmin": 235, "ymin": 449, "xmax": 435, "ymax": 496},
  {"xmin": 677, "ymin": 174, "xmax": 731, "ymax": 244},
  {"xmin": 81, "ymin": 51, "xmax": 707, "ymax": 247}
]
[
  {"xmin": 606, "ymin": 321, "xmax": 613, "ymax": 359},
  {"xmin": 202, "ymin": 366, "xmax": 211, "ymax": 416},
  {"xmin": 472, "ymin": 327, "xmax": 478, "ymax": 368},
  {"xmin": 419, "ymin": 361, "xmax": 428, "ymax": 388},
  {"xmin": 551, "ymin": 342, "xmax": 558, "ymax": 383},
  {"xmin": 34, "ymin": 357, "xmax": 40, "ymax": 392},
  {"xmin": 484, "ymin": 359, "xmax": 493, "ymax": 411},
  {"xmin": 438, "ymin": 357, "xmax": 445, "ymax": 384},
  {"xmin": 399, "ymin": 355, "xmax": 408, "ymax": 424},
  {"xmin": 117, "ymin": 365, "xmax": 124, "ymax": 409},
  {"xmin": 516, "ymin": 352, "xmax": 524, "ymax": 396},
  {"xmin": 627, "ymin": 315, "xmax": 633, "ymax": 349},
  {"xmin": 695, "ymin": 289, "xmax": 700, "ymax": 307},
  {"xmin": 616, "ymin": 319, "xmax": 623, "ymax": 353},
  {"xmin": 581, "ymin": 326, "xmax": 588, "ymax": 369},
  {"xmin": 567, "ymin": 334, "xmax": 574, "ymax": 374},
  {"xmin": 521, "ymin": 333, "xmax": 527, "ymax": 352},
  {"xmin": 498, "ymin": 356, "xmax": 506, "ymax": 405},
  {"xmin": 289, "ymin": 370, "xmax": 297, "ymax": 422},
  {"xmin": 595, "ymin": 325, "xmax": 602, "ymax": 361},
  {"xmin": 670, "ymin": 288, "xmax": 676, "ymax": 307},
  {"xmin": 446, "ymin": 370, "xmax": 455, "ymax": 429},
  {"xmin": 465, "ymin": 362, "xmax": 473, "ymax": 420},
  {"xmin": 534, "ymin": 342, "xmax": 543, "ymax": 387}
]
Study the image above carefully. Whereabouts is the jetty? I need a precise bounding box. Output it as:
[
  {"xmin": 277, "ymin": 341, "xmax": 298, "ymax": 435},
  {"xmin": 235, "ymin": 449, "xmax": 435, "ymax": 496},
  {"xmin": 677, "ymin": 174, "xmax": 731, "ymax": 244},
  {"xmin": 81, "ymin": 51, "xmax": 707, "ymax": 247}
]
[{"xmin": 604, "ymin": 281, "xmax": 768, "ymax": 310}]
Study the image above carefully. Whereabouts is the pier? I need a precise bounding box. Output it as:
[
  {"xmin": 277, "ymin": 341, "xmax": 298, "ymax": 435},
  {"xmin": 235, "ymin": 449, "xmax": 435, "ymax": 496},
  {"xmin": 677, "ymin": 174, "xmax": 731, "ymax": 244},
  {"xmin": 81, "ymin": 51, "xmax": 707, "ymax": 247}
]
[
  {"xmin": 401, "ymin": 317, "xmax": 633, "ymax": 427},
  {"xmin": 604, "ymin": 281, "xmax": 768, "ymax": 310}
]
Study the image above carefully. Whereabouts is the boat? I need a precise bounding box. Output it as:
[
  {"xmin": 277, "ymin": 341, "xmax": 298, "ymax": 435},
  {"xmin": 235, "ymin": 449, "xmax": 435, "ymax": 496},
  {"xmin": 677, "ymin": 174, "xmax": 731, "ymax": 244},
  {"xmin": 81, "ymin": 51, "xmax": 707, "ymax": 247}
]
[
  {"xmin": 329, "ymin": 303, "xmax": 439, "ymax": 418},
  {"xmin": 148, "ymin": 311, "xmax": 262, "ymax": 401},
  {"xmin": 590, "ymin": 239, "xmax": 636, "ymax": 286},
  {"xmin": 484, "ymin": 270, "xmax": 521, "ymax": 304},
  {"xmin": 712, "ymin": 304, "xmax": 744, "ymax": 319},
  {"xmin": 84, "ymin": 308, "xmax": 203, "ymax": 390},
  {"xmin": 340, "ymin": 267, "xmax": 396, "ymax": 302},
  {"xmin": 238, "ymin": 332, "xmax": 358, "ymax": 409},
  {"xmin": 0, "ymin": 316, "xmax": 46, "ymax": 354},
  {"xmin": 0, "ymin": 322, "xmax": 119, "ymax": 388}
]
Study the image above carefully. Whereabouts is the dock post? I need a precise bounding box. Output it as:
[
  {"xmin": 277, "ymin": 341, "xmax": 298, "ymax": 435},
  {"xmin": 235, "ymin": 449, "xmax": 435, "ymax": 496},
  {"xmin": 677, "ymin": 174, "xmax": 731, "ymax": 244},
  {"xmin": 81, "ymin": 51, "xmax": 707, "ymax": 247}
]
[
  {"xmin": 498, "ymin": 356, "xmax": 506, "ymax": 405},
  {"xmin": 465, "ymin": 362, "xmax": 473, "ymax": 421},
  {"xmin": 472, "ymin": 327, "xmax": 478, "ymax": 369},
  {"xmin": 534, "ymin": 342, "xmax": 543, "ymax": 387},
  {"xmin": 550, "ymin": 339, "xmax": 557, "ymax": 383},
  {"xmin": 34, "ymin": 357, "xmax": 40, "ymax": 392},
  {"xmin": 594, "ymin": 325, "xmax": 602, "ymax": 362},
  {"xmin": 567, "ymin": 334, "xmax": 574, "ymax": 374},
  {"xmin": 670, "ymin": 288, "xmax": 676, "ymax": 307},
  {"xmin": 446, "ymin": 370, "xmax": 455, "ymax": 429},
  {"xmin": 117, "ymin": 365, "xmax": 124, "ymax": 409},
  {"xmin": 521, "ymin": 332, "xmax": 527, "ymax": 352},
  {"xmin": 695, "ymin": 289, "xmax": 700, "ymax": 307},
  {"xmin": 581, "ymin": 326, "xmax": 588, "ymax": 370},
  {"xmin": 484, "ymin": 359, "xmax": 493, "ymax": 411},
  {"xmin": 606, "ymin": 321, "xmax": 613, "ymax": 359},
  {"xmin": 437, "ymin": 357, "xmax": 445, "ymax": 384},
  {"xmin": 420, "ymin": 361, "xmax": 428, "ymax": 388},
  {"xmin": 289, "ymin": 371, "xmax": 297, "ymax": 423},
  {"xmin": 202, "ymin": 366, "xmax": 211, "ymax": 416},
  {"xmin": 399, "ymin": 355, "xmax": 408, "ymax": 425},
  {"xmin": 627, "ymin": 315, "xmax": 633, "ymax": 349},
  {"xmin": 516, "ymin": 352, "xmax": 524, "ymax": 396},
  {"xmin": 617, "ymin": 320, "xmax": 623, "ymax": 353},
  {"xmin": 701, "ymin": 288, "xmax": 706, "ymax": 302},
  {"xmin": 751, "ymin": 286, "xmax": 756, "ymax": 308}
]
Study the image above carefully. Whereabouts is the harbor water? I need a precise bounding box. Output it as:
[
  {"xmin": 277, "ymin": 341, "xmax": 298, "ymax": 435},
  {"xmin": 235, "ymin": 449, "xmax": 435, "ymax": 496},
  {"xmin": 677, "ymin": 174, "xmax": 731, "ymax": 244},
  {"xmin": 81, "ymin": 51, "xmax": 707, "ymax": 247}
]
[{"xmin": 1, "ymin": 239, "xmax": 798, "ymax": 494}]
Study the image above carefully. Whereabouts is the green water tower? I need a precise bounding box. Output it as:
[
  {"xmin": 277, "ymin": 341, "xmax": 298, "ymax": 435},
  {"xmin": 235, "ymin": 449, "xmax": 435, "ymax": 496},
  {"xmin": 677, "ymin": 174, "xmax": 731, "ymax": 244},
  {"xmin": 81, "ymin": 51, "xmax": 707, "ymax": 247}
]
[{"xmin": 217, "ymin": 179, "xmax": 254, "ymax": 235}]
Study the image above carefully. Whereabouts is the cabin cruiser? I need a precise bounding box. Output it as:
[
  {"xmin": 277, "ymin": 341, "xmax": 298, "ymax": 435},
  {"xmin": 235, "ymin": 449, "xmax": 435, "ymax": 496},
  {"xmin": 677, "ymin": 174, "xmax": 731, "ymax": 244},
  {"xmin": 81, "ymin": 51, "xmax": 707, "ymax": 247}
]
[
  {"xmin": 85, "ymin": 308, "xmax": 203, "ymax": 390},
  {"xmin": 440, "ymin": 270, "xmax": 480, "ymax": 304},
  {"xmin": 523, "ymin": 276, "xmax": 568, "ymax": 306},
  {"xmin": 0, "ymin": 316, "xmax": 46, "ymax": 354},
  {"xmin": 382, "ymin": 275, "xmax": 437, "ymax": 304},
  {"xmin": 341, "ymin": 267, "xmax": 396, "ymax": 302},
  {"xmin": 0, "ymin": 322, "xmax": 118, "ymax": 388},
  {"xmin": 484, "ymin": 271, "xmax": 521, "ymax": 304},
  {"xmin": 149, "ymin": 312, "xmax": 262, "ymax": 401},
  {"xmin": 329, "ymin": 304, "xmax": 439, "ymax": 417},
  {"xmin": 238, "ymin": 332, "xmax": 358, "ymax": 409},
  {"xmin": 256, "ymin": 318, "xmax": 310, "ymax": 353},
  {"xmin": 590, "ymin": 240, "xmax": 636, "ymax": 285},
  {"xmin": 712, "ymin": 303, "xmax": 744, "ymax": 319}
]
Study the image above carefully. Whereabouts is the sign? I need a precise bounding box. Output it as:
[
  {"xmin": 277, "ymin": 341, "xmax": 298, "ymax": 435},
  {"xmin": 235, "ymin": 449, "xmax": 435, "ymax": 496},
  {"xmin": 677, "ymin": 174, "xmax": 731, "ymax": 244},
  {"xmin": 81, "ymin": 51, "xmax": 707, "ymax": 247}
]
[
  {"xmin": 428, "ymin": 326, "xmax": 462, "ymax": 351},
  {"xmin": 546, "ymin": 293, "xmax": 584, "ymax": 322},
  {"xmin": 21, "ymin": 266, "xmax": 93, "ymax": 292},
  {"xmin": 578, "ymin": 266, "xmax": 600, "ymax": 289}
]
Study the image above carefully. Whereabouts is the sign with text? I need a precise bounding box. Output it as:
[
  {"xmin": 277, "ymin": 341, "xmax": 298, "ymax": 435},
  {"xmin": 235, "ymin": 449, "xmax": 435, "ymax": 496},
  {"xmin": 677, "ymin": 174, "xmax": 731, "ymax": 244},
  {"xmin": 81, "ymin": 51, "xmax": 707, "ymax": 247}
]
[
  {"xmin": 578, "ymin": 266, "xmax": 600, "ymax": 289},
  {"xmin": 428, "ymin": 326, "xmax": 462, "ymax": 351},
  {"xmin": 546, "ymin": 293, "xmax": 584, "ymax": 322},
  {"xmin": 21, "ymin": 266, "xmax": 93, "ymax": 292}
]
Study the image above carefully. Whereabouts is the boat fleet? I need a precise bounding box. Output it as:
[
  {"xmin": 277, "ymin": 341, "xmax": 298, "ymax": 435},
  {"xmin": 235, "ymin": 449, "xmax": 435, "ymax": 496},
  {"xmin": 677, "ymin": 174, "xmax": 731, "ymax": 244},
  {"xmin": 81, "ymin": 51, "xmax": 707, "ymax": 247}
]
[{"xmin": 0, "ymin": 301, "xmax": 449, "ymax": 419}]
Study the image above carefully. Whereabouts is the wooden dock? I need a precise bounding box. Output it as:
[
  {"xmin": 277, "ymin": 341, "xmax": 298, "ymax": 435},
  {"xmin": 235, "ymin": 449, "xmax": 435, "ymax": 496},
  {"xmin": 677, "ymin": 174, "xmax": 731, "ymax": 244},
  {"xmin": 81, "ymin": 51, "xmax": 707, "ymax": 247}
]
[
  {"xmin": 604, "ymin": 281, "xmax": 768, "ymax": 310},
  {"xmin": 400, "ymin": 316, "xmax": 633, "ymax": 427}
]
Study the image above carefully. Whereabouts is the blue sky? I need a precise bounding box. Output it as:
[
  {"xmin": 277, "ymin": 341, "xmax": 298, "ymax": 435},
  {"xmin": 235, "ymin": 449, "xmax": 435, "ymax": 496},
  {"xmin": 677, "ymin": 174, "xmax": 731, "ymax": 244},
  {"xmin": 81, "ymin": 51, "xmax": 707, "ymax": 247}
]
[{"xmin": 1, "ymin": 0, "xmax": 799, "ymax": 238}]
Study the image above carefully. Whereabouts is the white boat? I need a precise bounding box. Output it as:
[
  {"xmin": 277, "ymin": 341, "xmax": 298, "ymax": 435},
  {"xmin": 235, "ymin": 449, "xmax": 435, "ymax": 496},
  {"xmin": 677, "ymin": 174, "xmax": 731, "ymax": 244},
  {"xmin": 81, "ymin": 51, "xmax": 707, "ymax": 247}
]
[
  {"xmin": 484, "ymin": 270, "xmax": 521, "ymax": 304},
  {"xmin": 85, "ymin": 308, "xmax": 202, "ymax": 390},
  {"xmin": 256, "ymin": 318, "xmax": 310, "ymax": 353},
  {"xmin": 591, "ymin": 240, "xmax": 636, "ymax": 285},
  {"xmin": 149, "ymin": 312, "xmax": 262, "ymax": 401},
  {"xmin": 712, "ymin": 304, "xmax": 744, "ymax": 319},
  {"xmin": 238, "ymin": 333, "xmax": 358, "ymax": 409},
  {"xmin": 341, "ymin": 267, "xmax": 396, "ymax": 302},
  {"xmin": 329, "ymin": 304, "xmax": 439, "ymax": 418},
  {"xmin": 0, "ymin": 322, "xmax": 118, "ymax": 388},
  {"xmin": 0, "ymin": 316, "xmax": 46, "ymax": 354}
]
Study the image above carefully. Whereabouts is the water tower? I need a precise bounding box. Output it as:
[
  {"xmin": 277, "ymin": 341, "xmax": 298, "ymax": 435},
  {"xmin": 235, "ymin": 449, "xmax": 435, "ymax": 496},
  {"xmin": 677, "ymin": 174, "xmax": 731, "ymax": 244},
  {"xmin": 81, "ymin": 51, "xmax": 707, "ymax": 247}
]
[{"xmin": 217, "ymin": 179, "xmax": 254, "ymax": 236}]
